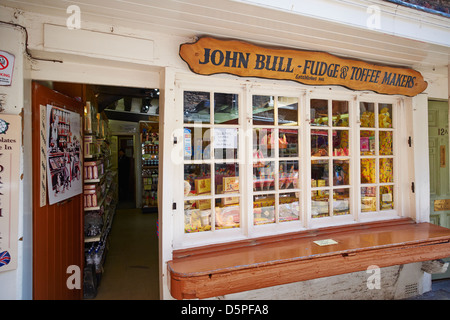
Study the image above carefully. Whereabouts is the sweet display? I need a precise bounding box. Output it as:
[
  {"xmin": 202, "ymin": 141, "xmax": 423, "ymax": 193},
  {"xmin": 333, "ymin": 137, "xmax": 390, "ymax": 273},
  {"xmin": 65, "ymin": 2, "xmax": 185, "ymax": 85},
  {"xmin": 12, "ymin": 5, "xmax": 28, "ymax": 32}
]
[
  {"xmin": 215, "ymin": 163, "xmax": 239, "ymax": 194},
  {"xmin": 361, "ymin": 186, "xmax": 376, "ymax": 212},
  {"xmin": 379, "ymin": 158, "xmax": 393, "ymax": 183},
  {"xmin": 215, "ymin": 204, "xmax": 240, "ymax": 229},
  {"xmin": 253, "ymin": 194, "xmax": 275, "ymax": 225},
  {"xmin": 311, "ymin": 130, "xmax": 328, "ymax": 156},
  {"xmin": 311, "ymin": 190, "xmax": 329, "ymax": 218},
  {"xmin": 184, "ymin": 207, "xmax": 212, "ymax": 233},
  {"xmin": 333, "ymin": 189, "xmax": 350, "ymax": 216},
  {"xmin": 380, "ymin": 185, "xmax": 394, "ymax": 210},
  {"xmin": 84, "ymin": 160, "xmax": 104, "ymax": 180},
  {"xmin": 379, "ymin": 106, "xmax": 392, "ymax": 128},
  {"xmin": 361, "ymin": 158, "xmax": 376, "ymax": 184},
  {"xmin": 333, "ymin": 130, "xmax": 349, "ymax": 156},
  {"xmin": 379, "ymin": 131, "xmax": 393, "ymax": 155},
  {"xmin": 333, "ymin": 160, "xmax": 349, "ymax": 186},
  {"xmin": 361, "ymin": 110, "xmax": 375, "ymax": 128},
  {"xmin": 279, "ymin": 193, "xmax": 300, "ymax": 222},
  {"xmin": 360, "ymin": 131, "xmax": 375, "ymax": 155},
  {"xmin": 253, "ymin": 161, "xmax": 276, "ymax": 191}
]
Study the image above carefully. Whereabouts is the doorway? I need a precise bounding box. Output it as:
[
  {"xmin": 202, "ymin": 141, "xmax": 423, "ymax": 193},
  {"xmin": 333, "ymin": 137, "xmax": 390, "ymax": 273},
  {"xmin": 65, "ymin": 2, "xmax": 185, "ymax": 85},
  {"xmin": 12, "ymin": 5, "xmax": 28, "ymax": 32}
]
[
  {"xmin": 117, "ymin": 135, "xmax": 136, "ymax": 206},
  {"xmin": 32, "ymin": 81, "xmax": 161, "ymax": 299},
  {"xmin": 428, "ymin": 99, "xmax": 450, "ymax": 279}
]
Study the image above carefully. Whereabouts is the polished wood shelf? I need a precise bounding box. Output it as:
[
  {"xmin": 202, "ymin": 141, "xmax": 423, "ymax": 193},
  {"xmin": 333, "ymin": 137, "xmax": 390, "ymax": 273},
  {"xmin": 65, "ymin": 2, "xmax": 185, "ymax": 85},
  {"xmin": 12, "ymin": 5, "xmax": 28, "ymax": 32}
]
[{"xmin": 168, "ymin": 218, "xmax": 450, "ymax": 299}]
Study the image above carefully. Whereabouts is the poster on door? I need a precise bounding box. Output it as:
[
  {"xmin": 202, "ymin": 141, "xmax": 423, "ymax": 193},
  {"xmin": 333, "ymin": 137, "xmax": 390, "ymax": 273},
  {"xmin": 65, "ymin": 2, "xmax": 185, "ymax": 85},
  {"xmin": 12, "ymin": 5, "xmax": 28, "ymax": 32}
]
[
  {"xmin": 0, "ymin": 114, "xmax": 21, "ymax": 272},
  {"xmin": 46, "ymin": 105, "xmax": 82, "ymax": 205}
]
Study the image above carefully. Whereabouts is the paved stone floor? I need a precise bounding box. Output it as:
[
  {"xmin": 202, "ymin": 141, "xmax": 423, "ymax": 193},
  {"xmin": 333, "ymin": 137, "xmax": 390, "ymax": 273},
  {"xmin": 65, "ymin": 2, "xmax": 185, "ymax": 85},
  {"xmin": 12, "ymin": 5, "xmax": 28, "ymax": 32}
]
[{"xmin": 407, "ymin": 279, "xmax": 450, "ymax": 300}]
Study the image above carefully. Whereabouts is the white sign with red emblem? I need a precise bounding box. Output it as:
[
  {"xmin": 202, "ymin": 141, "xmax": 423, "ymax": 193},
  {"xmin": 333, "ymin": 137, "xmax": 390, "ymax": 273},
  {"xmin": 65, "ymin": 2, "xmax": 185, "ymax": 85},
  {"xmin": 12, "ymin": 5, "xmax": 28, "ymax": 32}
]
[{"xmin": 0, "ymin": 51, "xmax": 15, "ymax": 86}]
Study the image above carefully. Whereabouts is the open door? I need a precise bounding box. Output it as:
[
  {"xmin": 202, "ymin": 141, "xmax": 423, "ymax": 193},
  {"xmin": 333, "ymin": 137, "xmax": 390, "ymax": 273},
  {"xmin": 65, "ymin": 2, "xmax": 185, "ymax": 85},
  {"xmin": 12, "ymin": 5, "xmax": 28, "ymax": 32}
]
[
  {"xmin": 32, "ymin": 82, "xmax": 84, "ymax": 299},
  {"xmin": 428, "ymin": 99, "xmax": 450, "ymax": 279}
]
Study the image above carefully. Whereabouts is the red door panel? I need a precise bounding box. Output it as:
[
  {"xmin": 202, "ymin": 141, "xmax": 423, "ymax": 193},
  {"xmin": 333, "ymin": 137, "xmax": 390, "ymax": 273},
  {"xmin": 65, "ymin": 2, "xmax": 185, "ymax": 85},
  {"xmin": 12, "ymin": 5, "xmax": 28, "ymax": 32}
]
[{"xmin": 32, "ymin": 82, "xmax": 84, "ymax": 300}]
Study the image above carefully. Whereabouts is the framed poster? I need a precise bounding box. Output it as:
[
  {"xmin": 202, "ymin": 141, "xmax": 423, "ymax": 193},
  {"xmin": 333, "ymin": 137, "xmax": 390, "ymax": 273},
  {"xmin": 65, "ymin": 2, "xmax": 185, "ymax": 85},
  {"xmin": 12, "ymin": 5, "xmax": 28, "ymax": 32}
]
[{"xmin": 46, "ymin": 105, "xmax": 82, "ymax": 205}]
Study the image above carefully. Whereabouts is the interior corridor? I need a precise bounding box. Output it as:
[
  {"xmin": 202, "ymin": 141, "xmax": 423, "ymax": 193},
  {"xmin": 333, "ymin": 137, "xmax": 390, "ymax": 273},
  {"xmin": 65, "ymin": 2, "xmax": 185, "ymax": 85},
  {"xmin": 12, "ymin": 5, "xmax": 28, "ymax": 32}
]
[{"xmin": 92, "ymin": 203, "xmax": 160, "ymax": 300}]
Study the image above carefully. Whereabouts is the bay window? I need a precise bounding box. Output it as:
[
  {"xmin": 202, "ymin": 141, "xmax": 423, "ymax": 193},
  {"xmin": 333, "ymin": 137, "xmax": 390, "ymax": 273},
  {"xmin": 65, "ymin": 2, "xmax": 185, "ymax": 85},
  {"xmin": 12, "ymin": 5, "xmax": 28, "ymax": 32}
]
[{"xmin": 176, "ymin": 80, "xmax": 407, "ymax": 249}]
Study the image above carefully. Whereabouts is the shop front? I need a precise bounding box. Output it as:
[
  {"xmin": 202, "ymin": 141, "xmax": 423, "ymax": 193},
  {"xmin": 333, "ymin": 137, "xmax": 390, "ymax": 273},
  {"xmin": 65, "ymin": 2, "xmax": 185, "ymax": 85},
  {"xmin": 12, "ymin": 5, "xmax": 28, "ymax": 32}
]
[{"xmin": 0, "ymin": 0, "xmax": 449, "ymax": 300}]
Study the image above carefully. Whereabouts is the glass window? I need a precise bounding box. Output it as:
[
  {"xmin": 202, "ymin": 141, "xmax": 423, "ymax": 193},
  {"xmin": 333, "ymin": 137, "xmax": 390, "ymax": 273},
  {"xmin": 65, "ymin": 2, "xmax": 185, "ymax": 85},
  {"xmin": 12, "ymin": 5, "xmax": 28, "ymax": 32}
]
[
  {"xmin": 184, "ymin": 127, "xmax": 211, "ymax": 161},
  {"xmin": 183, "ymin": 91, "xmax": 241, "ymax": 235},
  {"xmin": 279, "ymin": 192, "xmax": 300, "ymax": 222},
  {"xmin": 179, "ymin": 86, "xmax": 401, "ymax": 247},
  {"xmin": 215, "ymin": 198, "xmax": 240, "ymax": 230},
  {"xmin": 253, "ymin": 95, "xmax": 274, "ymax": 125},
  {"xmin": 184, "ymin": 91, "xmax": 210, "ymax": 124},
  {"xmin": 252, "ymin": 95, "xmax": 301, "ymax": 227},
  {"xmin": 278, "ymin": 96, "xmax": 298, "ymax": 125},
  {"xmin": 359, "ymin": 101, "xmax": 395, "ymax": 213},
  {"xmin": 310, "ymin": 99, "xmax": 351, "ymax": 220},
  {"xmin": 253, "ymin": 194, "xmax": 275, "ymax": 225},
  {"xmin": 311, "ymin": 99, "xmax": 328, "ymax": 126},
  {"xmin": 214, "ymin": 93, "xmax": 239, "ymax": 124}
]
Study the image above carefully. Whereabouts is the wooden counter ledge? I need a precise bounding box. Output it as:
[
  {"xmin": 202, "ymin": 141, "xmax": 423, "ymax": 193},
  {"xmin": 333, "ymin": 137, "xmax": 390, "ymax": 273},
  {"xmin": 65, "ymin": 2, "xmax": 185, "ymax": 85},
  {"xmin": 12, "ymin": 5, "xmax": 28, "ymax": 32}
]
[{"xmin": 168, "ymin": 218, "xmax": 450, "ymax": 300}]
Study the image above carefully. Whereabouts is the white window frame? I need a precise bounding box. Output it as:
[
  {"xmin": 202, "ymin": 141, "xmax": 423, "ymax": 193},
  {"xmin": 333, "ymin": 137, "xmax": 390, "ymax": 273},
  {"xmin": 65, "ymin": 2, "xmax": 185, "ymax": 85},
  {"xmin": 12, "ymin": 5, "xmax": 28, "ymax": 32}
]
[{"xmin": 172, "ymin": 75, "xmax": 414, "ymax": 250}]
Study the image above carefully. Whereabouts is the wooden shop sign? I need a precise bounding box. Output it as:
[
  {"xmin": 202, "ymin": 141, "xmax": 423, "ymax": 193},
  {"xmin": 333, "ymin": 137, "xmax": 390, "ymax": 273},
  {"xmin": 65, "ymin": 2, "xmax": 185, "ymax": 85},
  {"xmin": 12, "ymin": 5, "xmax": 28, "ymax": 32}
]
[{"xmin": 180, "ymin": 37, "xmax": 427, "ymax": 97}]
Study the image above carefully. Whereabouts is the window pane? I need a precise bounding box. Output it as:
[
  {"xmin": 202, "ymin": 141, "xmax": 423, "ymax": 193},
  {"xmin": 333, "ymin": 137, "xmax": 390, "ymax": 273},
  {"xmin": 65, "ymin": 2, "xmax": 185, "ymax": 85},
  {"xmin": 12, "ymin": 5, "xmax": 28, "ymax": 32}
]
[
  {"xmin": 311, "ymin": 160, "xmax": 329, "ymax": 187},
  {"xmin": 311, "ymin": 129, "xmax": 329, "ymax": 156},
  {"xmin": 379, "ymin": 131, "xmax": 393, "ymax": 155},
  {"xmin": 214, "ymin": 128, "xmax": 238, "ymax": 161},
  {"xmin": 380, "ymin": 186, "xmax": 394, "ymax": 210},
  {"xmin": 360, "ymin": 130, "xmax": 375, "ymax": 156},
  {"xmin": 215, "ymin": 163, "xmax": 239, "ymax": 194},
  {"xmin": 253, "ymin": 161, "xmax": 276, "ymax": 191},
  {"xmin": 360, "ymin": 102, "xmax": 375, "ymax": 128},
  {"xmin": 279, "ymin": 129, "xmax": 298, "ymax": 157},
  {"xmin": 379, "ymin": 158, "xmax": 393, "ymax": 183},
  {"xmin": 214, "ymin": 93, "xmax": 239, "ymax": 124},
  {"xmin": 184, "ymin": 91, "xmax": 210, "ymax": 124},
  {"xmin": 333, "ymin": 188, "xmax": 350, "ymax": 216},
  {"xmin": 311, "ymin": 99, "xmax": 328, "ymax": 126},
  {"xmin": 184, "ymin": 164, "xmax": 211, "ymax": 196},
  {"xmin": 312, "ymin": 190, "xmax": 329, "ymax": 218},
  {"xmin": 184, "ymin": 199, "xmax": 211, "ymax": 233},
  {"xmin": 333, "ymin": 160, "xmax": 349, "ymax": 186},
  {"xmin": 361, "ymin": 187, "xmax": 377, "ymax": 212},
  {"xmin": 253, "ymin": 95, "xmax": 274, "ymax": 125},
  {"xmin": 279, "ymin": 192, "xmax": 300, "ymax": 222},
  {"xmin": 332, "ymin": 130, "xmax": 349, "ymax": 156},
  {"xmin": 215, "ymin": 198, "xmax": 240, "ymax": 229},
  {"xmin": 279, "ymin": 160, "xmax": 299, "ymax": 190},
  {"xmin": 253, "ymin": 194, "xmax": 275, "ymax": 225},
  {"xmin": 253, "ymin": 128, "xmax": 274, "ymax": 158},
  {"xmin": 379, "ymin": 104, "xmax": 393, "ymax": 128},
  {"xmin": 361, "ymin": 158, "xmax": 376, "ymax": 184},
  {"xmin": 278, "ymin": 96, "xmax": 298, "ymax": 125},
  {"xmin": 184, "ymin": 127, "xmax": 211, "ymax": 160},
  {"xmin": 332, "ymin": 100, "xmax": 349, "ymax": 127}
]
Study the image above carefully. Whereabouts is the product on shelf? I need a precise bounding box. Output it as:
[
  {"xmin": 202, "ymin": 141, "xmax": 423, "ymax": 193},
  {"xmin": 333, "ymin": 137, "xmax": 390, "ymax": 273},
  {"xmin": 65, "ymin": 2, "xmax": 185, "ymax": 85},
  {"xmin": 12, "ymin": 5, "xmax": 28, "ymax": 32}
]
[
  {"xmin": 84, "ymin": 160, "xmax": 104, "ymax": 180},
  {"xmin": 141, "ymin": 123, "xmax": 159, "ymax": 210}
]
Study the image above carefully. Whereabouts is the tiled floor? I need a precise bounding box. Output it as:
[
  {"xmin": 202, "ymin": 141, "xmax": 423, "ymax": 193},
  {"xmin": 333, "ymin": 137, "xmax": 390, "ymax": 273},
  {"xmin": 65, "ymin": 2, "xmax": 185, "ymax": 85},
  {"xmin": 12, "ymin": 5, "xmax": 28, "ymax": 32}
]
[{"xmin": 92, "ymin": 204, "xmax": 160, "ymax": 300}]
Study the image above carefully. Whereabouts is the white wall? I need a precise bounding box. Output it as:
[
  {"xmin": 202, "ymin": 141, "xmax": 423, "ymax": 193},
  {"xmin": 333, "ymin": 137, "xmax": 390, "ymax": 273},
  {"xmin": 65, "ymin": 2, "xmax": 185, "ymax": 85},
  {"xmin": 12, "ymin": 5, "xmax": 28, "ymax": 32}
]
[{"xmin": 0, "ymin": 24, "xmax": 32, "ymax": 300}]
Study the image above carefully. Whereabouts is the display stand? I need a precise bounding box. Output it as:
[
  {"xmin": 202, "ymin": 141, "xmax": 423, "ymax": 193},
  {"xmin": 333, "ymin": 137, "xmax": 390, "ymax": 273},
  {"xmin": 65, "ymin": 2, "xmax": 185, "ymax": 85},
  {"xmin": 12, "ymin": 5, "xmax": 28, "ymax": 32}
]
[
  {"xmin": 83, "ymin": 102, "xmax": 118, "ymax": 297},
  {"xmin": 140, "ymin": 121, "xmax": 159, "ymax": 213}
]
